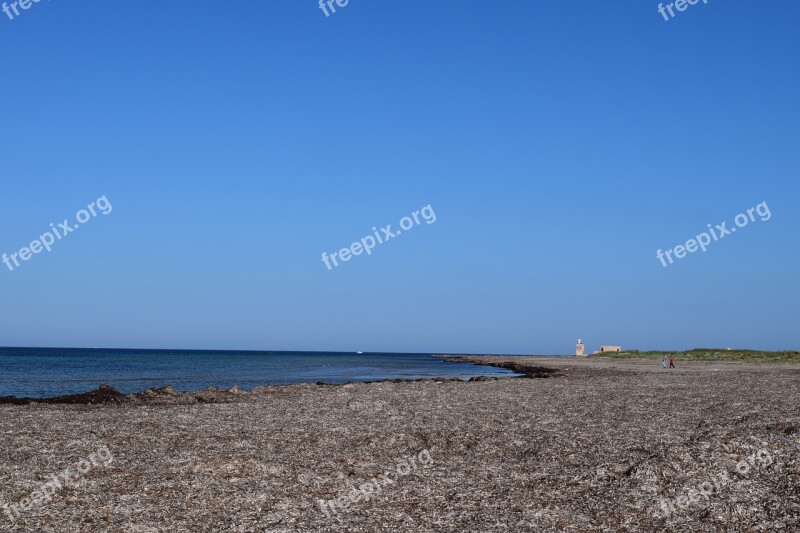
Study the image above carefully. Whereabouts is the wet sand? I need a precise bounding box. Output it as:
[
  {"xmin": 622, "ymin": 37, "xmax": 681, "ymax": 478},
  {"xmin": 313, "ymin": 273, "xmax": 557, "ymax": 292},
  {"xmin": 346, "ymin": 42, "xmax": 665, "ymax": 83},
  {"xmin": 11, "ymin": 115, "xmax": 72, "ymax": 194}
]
[{"xmin": 1, "ymin": 356, "xmax": 798, "ymax": 531}]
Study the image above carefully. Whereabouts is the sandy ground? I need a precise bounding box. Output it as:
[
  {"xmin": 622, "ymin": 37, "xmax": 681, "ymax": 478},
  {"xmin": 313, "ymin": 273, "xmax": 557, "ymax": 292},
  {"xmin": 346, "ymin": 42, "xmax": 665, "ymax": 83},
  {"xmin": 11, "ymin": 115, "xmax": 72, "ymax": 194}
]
[{"xmin": 1, "ymin": 356, "xmax": 799, "ymax": 532}]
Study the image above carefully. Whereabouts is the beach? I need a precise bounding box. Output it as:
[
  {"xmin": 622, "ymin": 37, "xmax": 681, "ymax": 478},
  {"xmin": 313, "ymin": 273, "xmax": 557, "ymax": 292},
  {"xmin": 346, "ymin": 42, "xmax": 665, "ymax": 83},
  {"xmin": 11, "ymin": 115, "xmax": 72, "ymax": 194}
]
[{"xmin": 1, "ymin": 356, "xmax": 798, "ymax": 532}]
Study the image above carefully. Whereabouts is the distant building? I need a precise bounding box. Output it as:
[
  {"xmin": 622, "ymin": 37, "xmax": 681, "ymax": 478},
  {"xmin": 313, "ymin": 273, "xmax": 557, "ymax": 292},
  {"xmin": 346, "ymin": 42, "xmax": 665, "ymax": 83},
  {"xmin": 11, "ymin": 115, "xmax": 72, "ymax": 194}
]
[
  {"xmin": 576, "ymin": 338, "xmax": 585, "ymax": 357},
  {"xmin": 594, "ymin": 345, "xmax": 622, "ymax": 354}
]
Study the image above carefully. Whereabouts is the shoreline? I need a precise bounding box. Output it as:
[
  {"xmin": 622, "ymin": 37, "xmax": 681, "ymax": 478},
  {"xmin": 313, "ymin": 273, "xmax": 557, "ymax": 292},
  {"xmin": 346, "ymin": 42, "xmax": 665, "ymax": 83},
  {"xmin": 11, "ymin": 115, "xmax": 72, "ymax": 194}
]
[
  {"xmin": 5, "ymin": 354, "xmax": 800, "ymax": 405},
  {"xmin": 0, "ymin": 375, "xmax": 520, "ymax": 406},
  {"xmin": 0, "ymin": 352, "xmax": 523, "ymax": 403},
  {"xmin": 439, "ymin": 354, "xmax": 566, "ymax": 378}
]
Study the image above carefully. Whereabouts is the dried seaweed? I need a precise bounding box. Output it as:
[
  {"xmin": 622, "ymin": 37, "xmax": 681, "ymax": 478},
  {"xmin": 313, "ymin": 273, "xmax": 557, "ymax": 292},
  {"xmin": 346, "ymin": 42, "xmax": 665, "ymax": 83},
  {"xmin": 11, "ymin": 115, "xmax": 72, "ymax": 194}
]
[{"xmin": 1, "ymin": 357, "xmax": 798, "ymax": 531}]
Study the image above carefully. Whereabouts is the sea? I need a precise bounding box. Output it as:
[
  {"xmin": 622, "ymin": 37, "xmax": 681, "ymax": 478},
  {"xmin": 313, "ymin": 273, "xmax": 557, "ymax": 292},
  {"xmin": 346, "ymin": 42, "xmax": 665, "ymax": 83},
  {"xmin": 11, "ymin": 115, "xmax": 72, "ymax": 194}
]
[{"xmin": 0, "ymin": 348, "xmax": 522, "ymax": 399}]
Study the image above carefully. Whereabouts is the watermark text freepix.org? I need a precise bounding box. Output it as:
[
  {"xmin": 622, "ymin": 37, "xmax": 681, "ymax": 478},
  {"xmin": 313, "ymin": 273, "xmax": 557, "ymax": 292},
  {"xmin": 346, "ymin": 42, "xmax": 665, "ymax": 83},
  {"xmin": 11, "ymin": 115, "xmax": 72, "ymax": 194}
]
[
  {"xmin": 2, "ymin": 195, "xmax": 113, "ymax": 273},
  {"xmin": 654, "ymin": 440, "xmax": 773, "ymax": 517},
  {"xmin": 658, "ymin": 0, "xmax": 709, "ymax": 22},
  {"xmin": 317, "ymin": 449, "xmax": 433, "ymax": 517},
  {"xmin": 3, "ymin": 0, "xmax": 48, "ymax": 22},
  {"xmin": 321, "ymin": 204, "xmax": 436, "ymax": 271},
  {"xmin": 319, "ymin": 0, "xmax": 350, "ymax": 17},
  {"xmin": 656, "ymin": 201, "xmax": 771, "ymax": 268},
  {"xmin": 3, "ymin": 444, "xmax": 114, "ymax": 523}
]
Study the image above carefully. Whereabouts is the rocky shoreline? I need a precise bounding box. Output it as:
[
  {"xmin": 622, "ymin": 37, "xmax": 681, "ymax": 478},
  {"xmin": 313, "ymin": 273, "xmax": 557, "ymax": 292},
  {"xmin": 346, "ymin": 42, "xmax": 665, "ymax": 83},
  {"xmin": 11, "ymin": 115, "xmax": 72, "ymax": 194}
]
[{"xmin": 0, "ymin": 376, "xmax": 508, "ymax": 406}]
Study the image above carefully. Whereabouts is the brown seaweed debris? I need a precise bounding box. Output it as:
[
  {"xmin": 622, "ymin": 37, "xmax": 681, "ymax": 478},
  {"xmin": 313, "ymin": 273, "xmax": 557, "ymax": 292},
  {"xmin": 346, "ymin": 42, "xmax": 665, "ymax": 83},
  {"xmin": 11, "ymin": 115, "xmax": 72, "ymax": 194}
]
[
  {"xmin": 0, "ymin": 374, "xmax": 507, "ymax": 407},
  {"xmin": 0, "ymin": 384, "xmax": 125, "ymax": 405},
  {"xmin": 488, "ymin": 361, "xmax": 562, "ymax": 378},
  {"xmin": 441, "ymin": 355, "xmax": 563, "ymax": 379}
]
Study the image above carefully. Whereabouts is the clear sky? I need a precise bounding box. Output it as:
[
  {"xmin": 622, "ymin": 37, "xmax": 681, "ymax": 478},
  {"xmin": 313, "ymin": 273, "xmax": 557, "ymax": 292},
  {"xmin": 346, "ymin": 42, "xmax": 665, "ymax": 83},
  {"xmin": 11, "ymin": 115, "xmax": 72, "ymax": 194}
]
[{"xmin": 1, "ymin": 1, "xmax": 798, "ymax": 354}]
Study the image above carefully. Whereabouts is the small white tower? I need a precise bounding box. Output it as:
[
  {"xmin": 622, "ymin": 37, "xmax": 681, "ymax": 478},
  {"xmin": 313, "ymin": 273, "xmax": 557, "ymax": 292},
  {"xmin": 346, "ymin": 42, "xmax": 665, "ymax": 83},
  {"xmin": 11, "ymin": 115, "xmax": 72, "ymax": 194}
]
[{"xmin": 576, "ymin": 338, "xmax": 585, "ymax": 357}]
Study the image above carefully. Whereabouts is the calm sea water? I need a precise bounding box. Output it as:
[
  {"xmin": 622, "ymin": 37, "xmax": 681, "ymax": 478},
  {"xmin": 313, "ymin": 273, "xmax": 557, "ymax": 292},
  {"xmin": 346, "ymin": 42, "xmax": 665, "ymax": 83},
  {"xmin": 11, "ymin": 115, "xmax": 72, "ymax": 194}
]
[{"xmin": 0, "ymin": 348, "xmax": 521, "ymax": 398}]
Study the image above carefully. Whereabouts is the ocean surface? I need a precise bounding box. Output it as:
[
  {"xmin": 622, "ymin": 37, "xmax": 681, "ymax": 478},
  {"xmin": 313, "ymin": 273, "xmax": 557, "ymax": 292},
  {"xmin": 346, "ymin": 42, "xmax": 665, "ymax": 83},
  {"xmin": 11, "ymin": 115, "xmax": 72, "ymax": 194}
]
[{"xmin": 0, "ymin": 348, "xmax": 522, "ymax": 398}]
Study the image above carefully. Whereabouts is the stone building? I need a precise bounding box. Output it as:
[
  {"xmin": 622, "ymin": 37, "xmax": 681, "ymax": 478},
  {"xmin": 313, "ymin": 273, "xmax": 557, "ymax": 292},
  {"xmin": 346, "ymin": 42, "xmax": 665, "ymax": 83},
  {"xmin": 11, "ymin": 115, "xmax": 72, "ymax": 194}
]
[{"xmin": 597, "ymin": 345, "xmax": 622, "ymax": 353}]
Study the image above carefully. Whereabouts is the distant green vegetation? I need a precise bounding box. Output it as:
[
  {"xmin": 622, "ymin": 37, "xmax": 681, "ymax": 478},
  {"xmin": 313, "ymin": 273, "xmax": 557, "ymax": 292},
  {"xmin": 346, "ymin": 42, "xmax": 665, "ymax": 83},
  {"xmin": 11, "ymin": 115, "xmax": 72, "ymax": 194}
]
[{"xmin": 597, "ymin": 349, "xmax": 800, "ymax": 363}]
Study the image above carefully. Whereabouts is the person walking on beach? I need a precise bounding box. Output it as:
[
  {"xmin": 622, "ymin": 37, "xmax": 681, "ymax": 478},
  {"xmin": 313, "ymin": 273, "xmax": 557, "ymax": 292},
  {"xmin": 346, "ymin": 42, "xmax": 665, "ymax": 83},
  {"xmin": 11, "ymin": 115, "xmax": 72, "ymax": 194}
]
[
  {"xmin": 669, "ymin": 357, "xmax": 675, "ymax": 369},
  {"xmin": 662, "ymin": 354, "xmax": 668, "ymax": 368}
]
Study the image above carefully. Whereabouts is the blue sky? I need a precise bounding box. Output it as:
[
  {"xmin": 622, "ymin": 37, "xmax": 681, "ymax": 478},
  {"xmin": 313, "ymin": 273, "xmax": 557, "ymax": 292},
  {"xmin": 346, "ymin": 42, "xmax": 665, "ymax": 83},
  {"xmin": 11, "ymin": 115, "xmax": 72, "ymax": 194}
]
[{"xmin": 0, "ymin": 1, "xmax": 798, "ymax": 354}]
